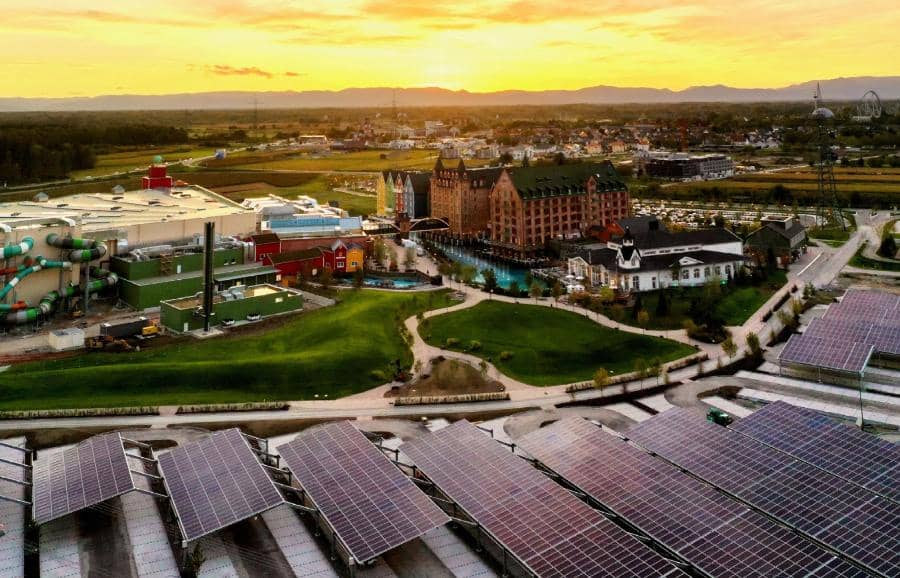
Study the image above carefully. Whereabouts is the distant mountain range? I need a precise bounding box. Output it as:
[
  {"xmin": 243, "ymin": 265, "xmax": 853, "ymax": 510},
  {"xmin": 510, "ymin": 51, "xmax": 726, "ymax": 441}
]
[{"xmin": 2, "ymin": 76, "xmax": 898, "ymax": 111}]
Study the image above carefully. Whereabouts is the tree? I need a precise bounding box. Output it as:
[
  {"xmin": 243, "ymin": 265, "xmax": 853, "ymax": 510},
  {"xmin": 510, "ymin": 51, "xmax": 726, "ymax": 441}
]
[
  {"xmin": 481, "ymin": 268, "xmax": 498, "ymax": 294},
  {"xmin": 450, "ymin": 261, "xmax": 462, "ymax": 286},
  {"xmin": 634, "ymin": 358, "xmax": 648, "ymax": 387},
  {"xmin": 508, "ymin": 280, "xmax": 521, "ymax": 297},
  {"xmin": 319, "ymin": 267, "xmax": 334, "ymax": 291},
  {"xmin": 373, "ymin": 237, "xmax": 388, "ymax": 266},
  {"xmin": 655, "ymin": 288, "xmax": 670, "ymax": 317},
  {"xmin": 352, "ymin": 267, "xmax": 365, "ymax": 289},
  {"xmin": 183, "ymin": 544, "xmax": 207, "ymax": 578},
  {"xmin": 461, "ymin": 265, "xmax": 477, "ymax": 285},
  {"xmin": 637, "ymin": 309, "xmax": 650, "ymax": 332},
  {"xmin": 529, "ymin": 281, "xmax": 543, "ymax": 301},
  {"xmin": 551, "ymin": 280, "xmax": 564, "ymax": 303},
  {"xmin": 499, "ymin": 151, "xmax": 513, "ymax": 165},
  {"xmin": 714, "ymin": 213, "xmax": 726, "ymax": 228},
  {"xmin": 649, "ymin": 357, "xmax": 663, "ymax": 385},
  {"xmin": 766, "ymin": 246, "xmax": 778, "ymax": 271},
  {"xmin": 404, "ymin": 247, "xmax": 417, "ymax": 271},
  {"xmin": 593, "ymin": 368, "xmax": 610, "ymax": 393},
  {"xmin": 437, "ymin": 261, "xmax": 452, "ymax": 278},
  {"xmin": 721, "ymin": 336, "xmax": 737, "ymax": 359},
  {"xmin": 878, "ymin": 226, "xmax": 898, "ymax": 258},
  {"xmin": 524, "ymin": 270, "xmax": 535, "ymax": 288},
  {"xmin": 599, "ymin": 286, "xmax": 615, "ymax": 306},
  {"xmin": 631, "ymin": 293, "xmax": 643, "ymax": 320},
  {"xmin": 745, "ymin": 331, "xmax": 762, "ymax": 360}
]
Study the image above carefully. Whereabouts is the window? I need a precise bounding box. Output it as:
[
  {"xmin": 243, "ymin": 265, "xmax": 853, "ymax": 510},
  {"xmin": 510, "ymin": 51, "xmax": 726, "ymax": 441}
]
[
  {"xmin": 694, "ymin": 268, "xmax": 700, "ymax": 279},
  {"xmin": 652, "ymin": 276, "xmax": 657, "ymax": 289},
  {"xmin": 682, "ymin": 269, "xmax": 689, "ymax": 280},
  {"xmin": 715, "ymin": 266, "xmax": 722, "ymax": 276},
  {"xmin": 725, "ymin": 264, "xmax": 732, "ymax": 276},
  {"xmin": 633, "ymin": 276, "xmax": 640, "ymax": 290},
  {"xmin": 351, "ymin": 261, "xmax": 358, "ymax": 268},
  {"xmin": 704, "ymin": 267, "xmax": 710, "ymax": 277}
]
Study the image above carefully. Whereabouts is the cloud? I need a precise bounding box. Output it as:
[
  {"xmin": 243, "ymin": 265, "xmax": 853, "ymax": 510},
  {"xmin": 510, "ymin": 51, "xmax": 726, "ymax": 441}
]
[
  {"xmin": 283, "ymin": 71, "xmax": 305, "ymax": 77},
  {"xmin": 206, "ymin": 65, "xmax": 275, "ymax": 78}
]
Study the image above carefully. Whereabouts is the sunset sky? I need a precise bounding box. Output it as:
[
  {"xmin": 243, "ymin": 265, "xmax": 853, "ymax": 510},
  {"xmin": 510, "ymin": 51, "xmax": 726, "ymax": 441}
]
[{"xmin": 2, "ymin": 0, "xmax": 898, "ymax": 98}]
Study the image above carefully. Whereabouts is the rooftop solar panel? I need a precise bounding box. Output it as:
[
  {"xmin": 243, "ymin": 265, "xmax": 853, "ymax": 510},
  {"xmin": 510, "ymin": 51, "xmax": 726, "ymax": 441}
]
[
  {"xmin": 731, "ymin": 402, "xmax": 900, "ymax": 502},
  {"xmin": 401, "ymin": 420, "xmax": 682, "ymax": 578},
  {"xmin": 276, "ymin": 421, "xmax": 449, "ymax": 563},
  {"xmin": 158, "ymin": 428, "xmax": 284, "ymax": 543},
  {"xmin": 32, "ymin": 433, "xmax": 135, "ymax": 524},
  {"xmin": 516, "ymin": 418, "xmax": 865, "ymax": 578},
  {"xmin": 628, "ymin": 409, "xmax": 900, "ymax": 576}
]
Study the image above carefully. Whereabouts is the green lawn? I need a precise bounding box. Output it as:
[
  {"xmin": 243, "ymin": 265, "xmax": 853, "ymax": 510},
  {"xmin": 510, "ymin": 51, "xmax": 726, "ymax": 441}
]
[
  {"xmin": 220, "ymin": 149, "xmax": 494, "ymax": 173},
  {"xmin": 849, "ymin": 242, "xmax": 900, "ymax": 271},
  {"xmin": 421, "ymin": 301, "xmax": 696, "ymax": 386},
  {"xmin": 0, "ymin": 290, "xmax": 456, "ymax": 410},
  {"xmin": 599, "ymin": 271, "xmax": 787, "ymax": 330}
]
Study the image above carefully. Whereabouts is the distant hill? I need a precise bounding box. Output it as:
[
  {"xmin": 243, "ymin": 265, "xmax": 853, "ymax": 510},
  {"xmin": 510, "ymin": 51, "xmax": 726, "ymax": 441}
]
[{"xmin": 2, "ymin": 76, "xmax": 898, "ymax": 111}]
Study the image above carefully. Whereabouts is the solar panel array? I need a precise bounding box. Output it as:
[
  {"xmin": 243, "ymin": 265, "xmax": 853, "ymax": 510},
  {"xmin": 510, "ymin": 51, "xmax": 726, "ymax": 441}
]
[
  {"xmin": 33, "ymin": 433, "xmax": 135, "ymax": 524},
  {"xmin": 628, "ymin": 408, "xmax": 900, "ymax": 576},
  {"xmin": 732, "ymin": 401, "xmax": 900, "ymax": 502},
  {"xmin": 517, "ymin": 417, "xmax": 866, "ymax": 578},
  {"xmin": 779, "ymin": 289, "xmax": 900, "ymax": 373},
  {"xmin": 158, "ymin": 428, "xmax": 284, "ymax": 542},
  {"xmin": 401, "ymin": 420, "xmax": 683, "ymax": 578},
  {"xmin": 277, "ymin": 421, "xmax": 449, "ymax": 563}
]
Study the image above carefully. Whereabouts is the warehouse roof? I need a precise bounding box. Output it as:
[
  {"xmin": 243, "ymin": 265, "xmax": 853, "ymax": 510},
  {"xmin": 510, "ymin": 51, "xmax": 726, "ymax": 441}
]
[
  {"xmin": 123, "ymin": 264, "xmax": 277, "ymax": 287},
  {"xmin": 0, "ymin": 185, "xmax": 250, "ymax": 233}
]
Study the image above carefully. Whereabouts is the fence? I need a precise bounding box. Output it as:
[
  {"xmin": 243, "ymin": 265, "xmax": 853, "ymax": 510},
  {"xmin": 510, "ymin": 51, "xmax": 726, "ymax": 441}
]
[
  {"xmin": 393, "ymin": 392, "xmax": 510, "ymax": 406},
  {"xmin": 565, "ymin": 352, "xmax": 709, "ymax": 394}
]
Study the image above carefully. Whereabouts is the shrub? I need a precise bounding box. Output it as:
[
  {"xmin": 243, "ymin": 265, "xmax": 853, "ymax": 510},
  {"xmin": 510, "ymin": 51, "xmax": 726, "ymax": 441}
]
[
  {"xmin": 499, "ymin": 350, "xmax": 514, "ymax": 361},
  {"xmin": 369, "ymin": 369, "xmax": 388, "ymax": 382},
  {"xmin": 468, "ymin": 340, "xmax": 482, "ymax": 351},
  {"xmin": 444, "ymin": 337, "xmax": 460, "ymax": 348}
]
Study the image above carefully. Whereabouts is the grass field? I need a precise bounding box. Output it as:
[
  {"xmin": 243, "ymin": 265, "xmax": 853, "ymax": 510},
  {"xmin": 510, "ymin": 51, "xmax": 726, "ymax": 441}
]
[
  {"xmin": 210, "ymin": 174, "xmax": 377, "ymax": 215},
  {"xmin": 421, "ymin": 301, "xmax": 696, "ymax": 385},
  {"xmin": 70, "ymin": 146, "xmax": 218, "ymax": 179},
  {"xmin": 600, "ymin": 271, "xmax": 787, "ymax": 330},
  {"xmin": 0, "ymin": 290, "xmax": 457, "ymax": 410},
  {"xmin": 214, "ymin": 149, "xmax": 494, "ymax": 173},
  {"xmin": 849, "ymin": 242, "xmax": 900, "ymax": 271}
]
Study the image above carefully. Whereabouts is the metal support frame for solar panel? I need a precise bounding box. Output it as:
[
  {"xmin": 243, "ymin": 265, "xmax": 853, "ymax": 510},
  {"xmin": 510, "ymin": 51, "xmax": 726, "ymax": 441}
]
[
  {"xmin": 0, "ymin": 441, "xmax": 32, "ymax": 507},
  {"xmin": 157, "ymin": 428, "xmax": 286, "ymax": 547},
  {"xmin": 402, "ymin": 420, "xmax": 686, "ymax": 578},
  {"xmin": 276, "ymin": 421, "xmax": 449, "ymax": 569},
  {"xmin": 627, "ymin": 408, "xmax": 899, "ymax": 577},
  {"xmin": 730, "ymin": 401, "xmax": 900, "ymax": 504},
  {"xmin": 517, "ymin": 418, "xmax": 871, "ymax": 578}
]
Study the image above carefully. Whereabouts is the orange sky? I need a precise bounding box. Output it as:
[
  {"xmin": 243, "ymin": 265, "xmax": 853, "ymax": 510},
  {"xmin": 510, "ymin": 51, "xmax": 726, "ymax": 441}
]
[{"xmin": 2, "ymin": 0, "xmax": 898, "ymax": 97}]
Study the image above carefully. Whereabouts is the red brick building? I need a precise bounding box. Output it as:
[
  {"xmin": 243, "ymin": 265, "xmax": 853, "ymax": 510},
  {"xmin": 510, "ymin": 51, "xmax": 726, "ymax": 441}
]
[
  {"xmin": 488, "ymin": 162, "xmax": 629, "ymax": 255},
  {"xmin": 429, "ymin": 158, "xmax": 503, "ymax": 237}
]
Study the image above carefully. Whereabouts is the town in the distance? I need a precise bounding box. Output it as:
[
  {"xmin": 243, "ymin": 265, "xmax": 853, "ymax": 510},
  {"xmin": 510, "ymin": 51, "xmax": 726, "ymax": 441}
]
[{"xmin": 0, "ymin": 80, "xmax": 898, "ymax": 578}]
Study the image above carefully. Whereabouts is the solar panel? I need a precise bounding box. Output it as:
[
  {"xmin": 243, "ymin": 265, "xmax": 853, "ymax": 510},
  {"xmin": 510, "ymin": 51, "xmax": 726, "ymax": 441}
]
[
  {"xmin": 32, "ymin": 433, "xmax": 135, "ymax": 524},
  {"xmin": 158, "ymin": 428, "xmax": 284, "ymax": 543},
  {"xmin": 731, "ymin": 401, "xmax": 900, "ymax": 502},
  {"xmin": 277, "ymin": 421, "xmax": 449, "ymax": 563},
  {"xmin": 779, "ymin": 334, "xmax": 873, "ymax": 373},
  {"xmin": 401, "ymin": 420, "xmax": 683, "ymax": 578},
  {"xmin": 516, "ymin": 417, "xmax": 866, "ymax": 578},
  {"xmin": 628, "ymin": 409, "xmax": 900, "ymax": 576}
]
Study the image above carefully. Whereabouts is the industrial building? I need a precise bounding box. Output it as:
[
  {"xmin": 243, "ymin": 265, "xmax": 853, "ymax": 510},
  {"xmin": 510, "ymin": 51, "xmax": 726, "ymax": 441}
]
[
  {"xmin": 635, "ymin": 151, "xmax": 734, "ymax": 181},
  {"xmin": 112, "ymin": 241, "xmax": 279, "ymax": 310},
  {"xmin": 1, "ymin": 165, "xmax": 257, "ymax": 323},
  {"xmin": 160, "ymin": 283, "xmax": 302, "ymax": 332}
]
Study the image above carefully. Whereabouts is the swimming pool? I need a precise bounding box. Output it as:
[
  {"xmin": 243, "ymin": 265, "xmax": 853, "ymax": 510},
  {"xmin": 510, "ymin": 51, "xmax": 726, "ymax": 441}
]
[
  {"xmin": 341, "ymin": 276, "xmax": 425, "ymax": 289},
  {"xmin": 427, "ymin": 241, "xmax": 536, "ymax": 289}
]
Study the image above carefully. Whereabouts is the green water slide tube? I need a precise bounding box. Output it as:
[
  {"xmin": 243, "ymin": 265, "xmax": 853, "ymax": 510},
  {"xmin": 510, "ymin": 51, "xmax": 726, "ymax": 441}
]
[
  {"xmin": 1, "ymin": 237, "xmax": 34, "ymax": 259},
  {"xmin": 46, "ymin": 233, "xmax": 107, "ymax": 262},
  {"xmin": 0, "ymin": 257, "xmax": 72, "ymax": 310},
  {"xmin": 2, "ymin": 270, "xmax": 118, "ymax": 324}
]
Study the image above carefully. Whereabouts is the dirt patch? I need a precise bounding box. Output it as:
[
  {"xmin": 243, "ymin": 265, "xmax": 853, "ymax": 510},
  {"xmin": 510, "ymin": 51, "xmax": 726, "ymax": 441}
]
[{"xmin": 388, "ymin": 357, "xmax": 505, "ymax": 398}]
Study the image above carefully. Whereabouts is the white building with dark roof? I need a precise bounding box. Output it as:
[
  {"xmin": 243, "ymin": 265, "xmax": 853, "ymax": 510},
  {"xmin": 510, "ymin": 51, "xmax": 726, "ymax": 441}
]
[{"xmin": 568, "ymin": 220, "xmax": 746, "ymax": 292}]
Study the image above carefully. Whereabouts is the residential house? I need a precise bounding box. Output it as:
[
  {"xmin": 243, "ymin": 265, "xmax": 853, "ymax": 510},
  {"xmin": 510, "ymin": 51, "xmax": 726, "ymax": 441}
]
[
  {"xmin": 264, "ymin": 239, "xmax": 365, "ymax": 278},
  {"xmin": 745, "ymin": 215, "xmax": 807, "ymax": 265}
]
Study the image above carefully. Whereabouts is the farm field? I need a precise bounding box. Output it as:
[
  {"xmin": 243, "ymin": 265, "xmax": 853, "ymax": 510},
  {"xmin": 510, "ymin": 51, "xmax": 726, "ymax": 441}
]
[
  {"xmin": 664, "ymin": 166, "xmax": 900, "ymax": 207},
  {"xmin": 0, "ymin": 290, "xmax": 457, "ymax": 410},
  {"xmin": 69, "ymin": 145, "xmax": 218, "ymax": 179},
  {"xmin": 421, "ymin": 301, "xmax": 696, "ymax": 386},
  {"xmin": 211, "ymin": 148, "xmax": 493, "ymax": 173}
]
